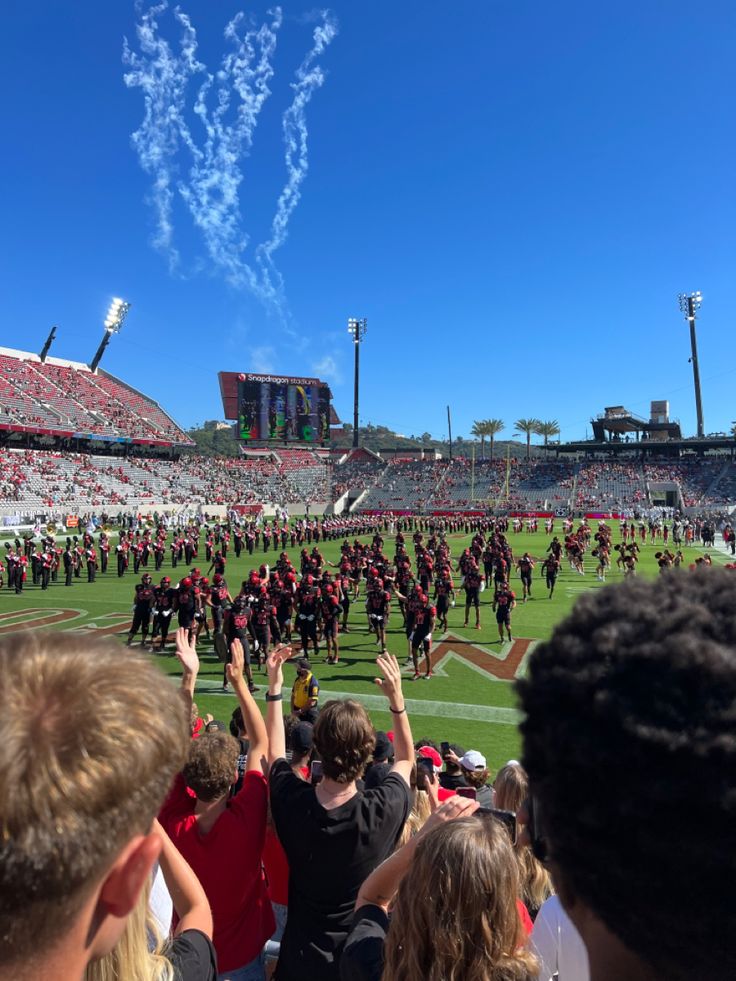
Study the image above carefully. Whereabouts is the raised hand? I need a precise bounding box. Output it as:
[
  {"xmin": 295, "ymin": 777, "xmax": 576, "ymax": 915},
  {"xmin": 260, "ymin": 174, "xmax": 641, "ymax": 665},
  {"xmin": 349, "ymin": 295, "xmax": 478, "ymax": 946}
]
[
  {"xmin": 175, "ymin": 627, "xmax": 199, "ymax": 676},
  {"xmin": 225, "ymin": 638, "xmax": 245, "ymax": 685},
  {"xmin": 374, "ymin": 651, "xmax": 403, "ymax": 706},
  {"xmin": 422, "ymin": 794, "xmax": 479, "ymax": 835},
  {"xmin": 266, "ymin": 645, "xmax": 291, "ymax": 690}
]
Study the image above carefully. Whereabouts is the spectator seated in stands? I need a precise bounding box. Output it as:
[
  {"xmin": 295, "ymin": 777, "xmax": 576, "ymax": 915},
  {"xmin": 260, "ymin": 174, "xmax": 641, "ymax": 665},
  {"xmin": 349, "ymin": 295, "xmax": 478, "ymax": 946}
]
[
  {"xmin": 0, "ymin": 632, "xmax": 217, "ymax": 981},
  {"xmin": 518, "ymin": 568, "xmax": 736, "ymax": 981}
]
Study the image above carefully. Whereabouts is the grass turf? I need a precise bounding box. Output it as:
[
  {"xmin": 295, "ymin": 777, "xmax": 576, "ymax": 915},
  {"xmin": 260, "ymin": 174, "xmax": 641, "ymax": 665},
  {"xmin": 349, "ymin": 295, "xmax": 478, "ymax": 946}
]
[{"xmin": 1, "ymin": 526, "xmax": 728, "ymax": 771}]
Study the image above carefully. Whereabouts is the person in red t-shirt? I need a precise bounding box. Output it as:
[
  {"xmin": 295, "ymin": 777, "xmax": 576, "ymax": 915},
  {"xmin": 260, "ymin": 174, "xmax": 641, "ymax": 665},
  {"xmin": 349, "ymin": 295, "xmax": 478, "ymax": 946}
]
[{"xmin": 160, "ymin": 629, "xmax": 275, "ymax": 980}]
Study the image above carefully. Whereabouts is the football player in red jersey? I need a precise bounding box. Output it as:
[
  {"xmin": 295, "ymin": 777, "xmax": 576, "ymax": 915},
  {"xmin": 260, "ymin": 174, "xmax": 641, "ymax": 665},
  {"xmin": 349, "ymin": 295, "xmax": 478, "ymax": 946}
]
[
  {"xmin": 410, "ymin": 594, "xmax": 436, "ymax": 681},
  {"xmin": 462, "ymin": 562, "xmax": 483, "ymax": 629},
  {"xmin": 127, "ymin": 573, "xmax": 155, "ymax": 647},
  {"xmin": 320, "ymin": 584, "xmax": 342, "ymax": 664},
  {"xmin": 493, "ymin": 579, "xmax": 516, "ymax": 643}
]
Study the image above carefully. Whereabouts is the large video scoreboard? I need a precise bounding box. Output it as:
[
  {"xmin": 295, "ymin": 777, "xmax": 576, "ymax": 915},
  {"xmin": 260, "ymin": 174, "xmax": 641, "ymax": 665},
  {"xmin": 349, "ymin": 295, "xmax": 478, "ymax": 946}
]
[{"xmin": 222, "ymin": 373, "xmax": 331, "ymax": 444}]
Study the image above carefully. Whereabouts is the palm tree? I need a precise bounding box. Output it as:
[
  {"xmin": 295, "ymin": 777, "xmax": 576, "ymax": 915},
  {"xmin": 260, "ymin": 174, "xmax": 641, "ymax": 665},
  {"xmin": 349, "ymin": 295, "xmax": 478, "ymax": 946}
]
[
  {"xmin": 485, "ymin": 419, "xmax": 504, "ymax": 462},
  {"xmin": 471, "ymin": 420, "xmax": 487, "ymax": 459},
  {"xmin": 535, "ymin": 419, "xmax": 560, "ymax": 447},
  {"xmin": 514, "ymin": 418, "xmax": 541, "ymax": 460}
]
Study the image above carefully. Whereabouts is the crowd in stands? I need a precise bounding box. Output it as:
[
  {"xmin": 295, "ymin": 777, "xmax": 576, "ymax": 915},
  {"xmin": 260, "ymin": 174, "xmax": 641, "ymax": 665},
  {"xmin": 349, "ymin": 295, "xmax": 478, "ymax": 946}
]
[
  {"xmin": 0, "ymin": 450, "xmax": 331, "ymax": 510},
  {"xmin": 3, "ymin": 569, "xmax": 734, "ymax": 981},
  {"xmin": 574, "ymin": 461, "xmax": 647, "ymax": 511},
  {"xmin": 0, "ymin": 350, "xmax": 190, "ymax": 444},
  {"xmin": 643, "ymin": 458, "xmax": 726, "ymax": 506},
  {"xmin": 330, "ymin": 455, "xmax": 387, "ymax": 501},
  {"xmin": 360, "ymin": 460, "xmax": 449, "ymax": 510},
  {"xmin": 4, "ymin": 444, "xmax": 736, "ymax": 516}
]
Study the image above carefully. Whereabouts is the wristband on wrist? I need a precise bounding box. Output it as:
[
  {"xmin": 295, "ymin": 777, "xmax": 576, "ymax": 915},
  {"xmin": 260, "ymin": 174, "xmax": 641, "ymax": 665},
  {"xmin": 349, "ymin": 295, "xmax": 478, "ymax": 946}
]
[
  {"xmin": 389, "ymin": 705, "xmax": 406, "ymax": 714},
  {"xmin": 265, "ymin": 692, "xmax": 283, "ymax": 703}
]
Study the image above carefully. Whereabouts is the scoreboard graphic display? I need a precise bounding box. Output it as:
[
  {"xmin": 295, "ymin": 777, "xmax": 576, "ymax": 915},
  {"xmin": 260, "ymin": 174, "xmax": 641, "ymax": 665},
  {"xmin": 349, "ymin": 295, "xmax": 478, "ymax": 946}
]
[{"xmin": 236, "ymin": 374, "xmax": 331, "ymax": 444}]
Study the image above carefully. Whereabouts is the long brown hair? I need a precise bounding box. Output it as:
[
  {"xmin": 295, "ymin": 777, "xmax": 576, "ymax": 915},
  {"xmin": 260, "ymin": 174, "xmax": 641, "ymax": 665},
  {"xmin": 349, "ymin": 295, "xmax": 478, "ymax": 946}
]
[
  {"xmin": 494, "ymin": 763, "xmax": 553, "ymax": 918},
  {"xmin": 382, "ymin": 818, "xmax": 538, "ymax": 981}
]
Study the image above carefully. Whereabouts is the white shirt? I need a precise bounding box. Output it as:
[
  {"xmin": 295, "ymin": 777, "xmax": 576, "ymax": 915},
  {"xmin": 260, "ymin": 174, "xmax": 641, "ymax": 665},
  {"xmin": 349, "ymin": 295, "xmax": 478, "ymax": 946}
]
[{"xmin": 531, "ymin": 894, "xmax": 590, "ymax": 981}]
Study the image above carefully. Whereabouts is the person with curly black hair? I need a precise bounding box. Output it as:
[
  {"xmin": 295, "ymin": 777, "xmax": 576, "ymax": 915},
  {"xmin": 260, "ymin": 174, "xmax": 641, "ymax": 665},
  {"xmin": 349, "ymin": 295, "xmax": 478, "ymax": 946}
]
[{"xmin": 516, "ymin": 567, "xmax": 736, "ymax": 981}]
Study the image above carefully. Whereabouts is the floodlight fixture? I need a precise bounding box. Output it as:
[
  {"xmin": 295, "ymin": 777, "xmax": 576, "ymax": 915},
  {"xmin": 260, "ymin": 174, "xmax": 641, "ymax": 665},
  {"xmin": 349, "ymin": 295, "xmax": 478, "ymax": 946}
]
[
  {"xmin": 103, "ymin": 297, "xmax": 131, "ymax": 334},
  {"xmin": 677, "ymin": 291, "xmax": 704, "ymax": 438},
  {"xmin": 347, "ymin": 317, "xmax": 367, "ymax": 447},
  {"xmin": 90, "ymin": 296, "xmax": 132, "ymax": 372}
]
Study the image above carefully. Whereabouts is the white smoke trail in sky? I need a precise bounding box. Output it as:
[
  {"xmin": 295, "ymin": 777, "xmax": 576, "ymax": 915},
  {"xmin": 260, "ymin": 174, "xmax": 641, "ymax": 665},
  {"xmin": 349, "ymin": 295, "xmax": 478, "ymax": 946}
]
[
  {"xmin": 123, "ymin": 3, "xmax": 336, "ymax": 311},
  {"xmin": 180, "ymin": 7, "xmax": 283, "ymax": 291},
  {"xmin": 123, "ymin": 2, "xmax": 204, "ymax": 270},
  {"xmin": 256, "ymin": 11, "xmax": 338, "ymax": 301}
]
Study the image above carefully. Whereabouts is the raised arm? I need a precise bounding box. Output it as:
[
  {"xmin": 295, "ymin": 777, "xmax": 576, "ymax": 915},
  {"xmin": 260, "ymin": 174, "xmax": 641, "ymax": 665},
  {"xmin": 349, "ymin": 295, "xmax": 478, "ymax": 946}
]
[
  {"xmin": 226, "ymin": 638, "xmax": 268, "ymax": 775},
  {"xmin": 152, "ymin": 818, "xmax": 213, "ymax": 938},
  {"xmin": 374, "ymin": 652, "xmax": 413, "ymax": 786},
  {"xmin": 175, "ymin": 627, "xmax": 199, "ymax": 706},
  {"xmin": 355, "ymin": 796, "xmax": 479, "ymax": 911},
  {"xmin": 266, "ymin": 645, "xmax": 291, "ymax": 766}
]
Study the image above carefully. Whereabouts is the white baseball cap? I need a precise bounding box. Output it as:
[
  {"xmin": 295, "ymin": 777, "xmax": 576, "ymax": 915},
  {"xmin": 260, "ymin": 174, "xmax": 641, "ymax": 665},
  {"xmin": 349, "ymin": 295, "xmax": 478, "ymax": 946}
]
[{"xmin": 461, "ymin": 750, "xmax": 487, "ymax": 771}]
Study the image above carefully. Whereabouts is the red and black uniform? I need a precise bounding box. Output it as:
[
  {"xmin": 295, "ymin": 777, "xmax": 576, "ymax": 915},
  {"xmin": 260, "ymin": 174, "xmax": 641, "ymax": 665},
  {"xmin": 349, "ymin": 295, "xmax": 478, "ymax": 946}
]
[
  {"xmin": 412, "ymin": 598, "xmax": 436, "ymax": 652},
  {"xmin": 518, "ymin": 555, "xmax": 534, "ymax": 588},
  {"xmin": 463, "ymin": 566, "xmax": 482, "ymax": 610},
  {"xmin": 209, "ymin": 578, "xmax": 230, "ymax": 633},
  {"xmin": 116, "ymin": 542, "xmax": 129, "ymax": 577},
  {"xmin": 129, "ymin": 581, "xmax": 155, "ymax": 643},
  {"xmin": 320, "ymin": 593, "xmax": 342, "ymax": 640},
  {"xmin": 275, "ymin": 579, "xmax": 296, "ymax": 635},
  {"xmin": 434, "ymin": 575, "xmax": 454, "ymax": 623},
  {"xmin": 367, "ymin": 588, "xmax": 390, "ymax": 627},
  {"xmin": 541, "ymin": 556, "xmax": 560, "ymax": 595},
  {"xmin": 494, "ymin": 585, "xmax": 516, "ymax": 625},
  {"xmin": 226, "ymin": 599, "xmax": 253, "ymax": 665},
  {"xmin": 153, "ymin": 583, "xmax": 176, "ymax": 645},
  {"xmin": 175, "ymin": 582, "xmax": 198, "ymax": 630},
  {"xmin": 86, "ymin": 547, "xmax": 98, "ymax": 583},
  {"xmin": 251, "ymin": 592, "xmax": 274, "ymax": 661},
  {"xmin": 405, "ymin": 588, "xmax": 426, "ymax": 639},
  {"xmin": 99, "ymin": 535, "xmax": 110, "ymax": 573},
  {"xmin": 296, "ymin": 583, "xmax": 321, "ymax": 655},
  {"xmin": 153, "ymin": 538, "xmax": 165, "ymax": 571}
]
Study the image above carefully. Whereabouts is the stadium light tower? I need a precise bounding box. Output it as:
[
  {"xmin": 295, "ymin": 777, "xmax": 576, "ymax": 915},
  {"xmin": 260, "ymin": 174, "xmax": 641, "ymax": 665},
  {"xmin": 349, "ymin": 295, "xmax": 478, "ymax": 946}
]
[
  {"xmin": 347, "ymin": 317, "xmax": 367, "ymax": 449},
  {"xmin": 678, "ymin": 291, "xmax": 704, "ymax": 439},
  {"xmin": 38, "ymin": 325, "xmax": 58, "ymax": 363},
  {"xmin": 90, "ymin": 298, "xmax": 131, "ymax": 373}
]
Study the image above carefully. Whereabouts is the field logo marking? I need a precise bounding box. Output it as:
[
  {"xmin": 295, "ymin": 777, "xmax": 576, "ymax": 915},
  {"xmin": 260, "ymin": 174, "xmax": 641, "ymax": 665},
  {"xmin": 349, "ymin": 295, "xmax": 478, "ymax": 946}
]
[
  {"xmin": 0, "ymin": 608, "xmax": 87, "ymax": 633},
  {"xmin": 403, "ymin": 632, "xmax": 538, "ymax": 682},
  {"xmin": 65, "ymin": 613, "xmax": 133, "ymax": 636},
  {"xmin": 0, "ymin": 608, "xmax": 131, "ymax": 637}
]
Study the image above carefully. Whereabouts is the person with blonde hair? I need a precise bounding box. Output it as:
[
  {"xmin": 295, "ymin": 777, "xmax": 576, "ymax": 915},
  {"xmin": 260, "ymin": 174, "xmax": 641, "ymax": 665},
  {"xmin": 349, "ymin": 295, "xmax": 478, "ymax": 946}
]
[
  {"xmin": 84, "ymin": 819, "xmax": 216, "ymax": 981},
  {"xmin": 341, "ymin": 797, "xmax": 538, "ymax": 981},
  {"xmin": 494, "ymin": 762, "xmax": 553, "ymax": 920},
  {"xmin": 0, "ymin": 631, "xmax": 191, "ymax": 981}
]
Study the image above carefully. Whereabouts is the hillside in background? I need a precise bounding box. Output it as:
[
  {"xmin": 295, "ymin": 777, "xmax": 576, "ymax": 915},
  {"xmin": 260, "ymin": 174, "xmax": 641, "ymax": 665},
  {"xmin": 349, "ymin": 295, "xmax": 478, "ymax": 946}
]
[{"xmin": 187, "ymin": 420, "xmax": 532, "ymax": 460}]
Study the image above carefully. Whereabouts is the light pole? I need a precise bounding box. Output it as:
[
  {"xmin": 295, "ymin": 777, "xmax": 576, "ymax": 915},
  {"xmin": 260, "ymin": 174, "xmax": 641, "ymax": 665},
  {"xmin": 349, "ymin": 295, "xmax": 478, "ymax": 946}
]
[
  {"xmin": 347, "ymin": 317, "xmax": 367, "ymax": 449},
  {"xmin": 90, "ymin": 298, "xmax": 131, "ymax": 373},
  {"xmin": 678, "ymin": 291, "xmax": 704, "ymax": 439}
]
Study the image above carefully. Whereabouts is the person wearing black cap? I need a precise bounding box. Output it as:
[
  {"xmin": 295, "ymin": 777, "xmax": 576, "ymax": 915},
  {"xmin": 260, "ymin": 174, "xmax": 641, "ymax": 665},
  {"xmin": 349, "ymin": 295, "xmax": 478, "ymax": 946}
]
[
  {"xmin": 364, "ymin": 732, "xmax": 394, "ymax": 790},
  {"xmin": 289, "ymin": 722, "xmax": 314, "ymax": 778},
  {"xmin": 290, "ymin": 658, "xmax": 319, "ymax": 718}
]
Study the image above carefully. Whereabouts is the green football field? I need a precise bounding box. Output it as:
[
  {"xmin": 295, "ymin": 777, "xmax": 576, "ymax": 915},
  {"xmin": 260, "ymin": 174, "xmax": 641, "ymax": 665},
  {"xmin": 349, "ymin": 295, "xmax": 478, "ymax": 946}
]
[{"xmin": 0, "ymin": 526, "xmax": 728, "ymax": 772}]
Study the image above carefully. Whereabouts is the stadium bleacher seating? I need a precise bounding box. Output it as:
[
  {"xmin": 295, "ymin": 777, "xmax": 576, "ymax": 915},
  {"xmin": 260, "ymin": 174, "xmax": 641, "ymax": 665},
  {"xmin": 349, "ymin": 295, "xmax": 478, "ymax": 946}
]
[
  {"xmin": 330, "ymin": 452, "xmax": 387, "ymax": 501},
  {"xmin": 0, "ymin": 348, "xmax": 191, "ymax": 445}
]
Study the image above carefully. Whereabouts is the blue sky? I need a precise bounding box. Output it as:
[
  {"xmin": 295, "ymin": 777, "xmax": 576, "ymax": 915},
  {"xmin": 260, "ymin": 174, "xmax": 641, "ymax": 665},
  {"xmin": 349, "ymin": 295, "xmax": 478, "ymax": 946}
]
[{"xmin": 1, "ymin": 1, "xmax": 734, "ymax": 442}]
